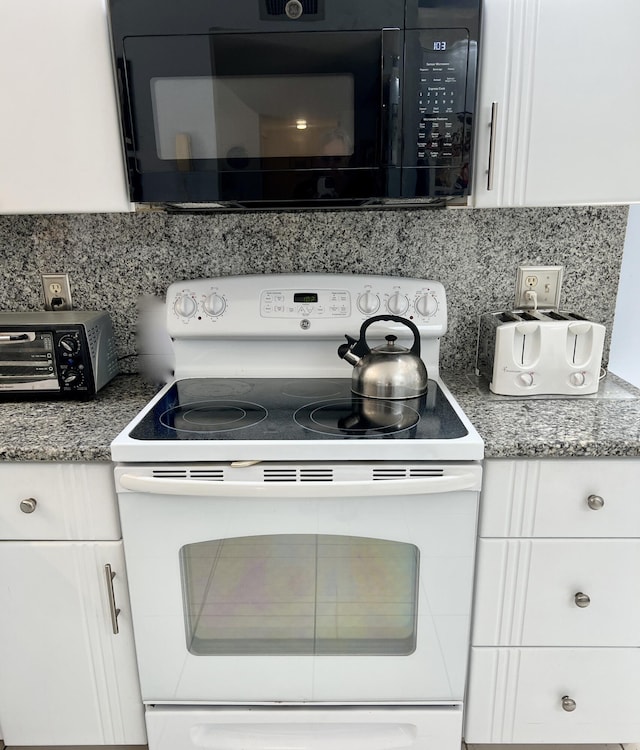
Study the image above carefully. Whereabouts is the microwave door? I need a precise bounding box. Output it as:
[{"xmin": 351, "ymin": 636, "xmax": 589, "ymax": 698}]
[{"xmin": 120, "ymin": 30, "xmax": 399, "ymax": 205}]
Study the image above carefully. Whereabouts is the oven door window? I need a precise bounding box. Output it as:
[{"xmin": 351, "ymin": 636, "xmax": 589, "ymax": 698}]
[{"xmin": 180, "ymin": 534, "xmax": 418, "ymax": 656}]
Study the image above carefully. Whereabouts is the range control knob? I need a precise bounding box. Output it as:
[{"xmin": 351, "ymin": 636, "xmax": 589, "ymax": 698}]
[
  {"xmin": 357, "ymin": 291, "xmax": 380, "ymax": 315},
  {"xmin": 58, "ymin": 334, "xmax": 80, "ymax": 355},
  {"xmin": 174, "ymin": 294, "xmax": 197, "ymax": 319},
  {"xmin": 518, "ymin": 372, "xmax": 534, "ymax": 387},
  {"xmin": 570, "ymin": 371, "xmax": 586, "ymax": 386},
  {"xmin": 387, "ymin": 292, "xmax": 409, "ymax": 316},
  {"xmin": 203, "ymin": 293, "xmax": 226, "ymax": 317},
  {"xmin": 414, "ymin": 293, "xmax": 438, "ymax": 318},
  {"xmin": 62, "ymin": 369, "xmax": 84, "ymax": 387}
]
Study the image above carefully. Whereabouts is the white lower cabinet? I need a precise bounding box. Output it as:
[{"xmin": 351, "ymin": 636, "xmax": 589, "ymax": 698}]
[
  {"xmin": 465, "ymin": 458, "xmax": 640, "ymax": 745},
  {"xmin": 0, "ymin": 463, "xmax": 146, "ymax": 746},
  {"xmin": 466, "ymin": 647, "xmax": 640, "ymax": 743}
]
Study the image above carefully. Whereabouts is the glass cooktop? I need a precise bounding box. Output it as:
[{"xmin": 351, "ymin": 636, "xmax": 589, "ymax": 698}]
[{"xmin": 130, "ymin": 378, "xmax": 468, "ymax": 442}]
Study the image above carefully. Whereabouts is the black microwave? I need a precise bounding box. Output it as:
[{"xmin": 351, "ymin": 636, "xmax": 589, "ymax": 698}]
[{"xmin": 108, "ymin": 0, "xmax": 480, "ymax": 209}]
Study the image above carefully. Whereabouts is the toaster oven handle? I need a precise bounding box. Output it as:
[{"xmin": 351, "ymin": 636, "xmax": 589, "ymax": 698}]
[
  {"xmin": 118, "ymin": 472, "xmax": 480, "ymax": 497},
  {"xmin": 381, "ymin": 28, "xmax": 402, "ymax": 167}
]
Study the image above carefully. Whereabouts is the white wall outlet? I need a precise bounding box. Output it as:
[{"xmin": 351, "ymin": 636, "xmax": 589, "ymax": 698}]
[
  {"xmin": 515, "ymin": 265, "xmax": 563, "ymax": 310},
  {"xmin": 41, "ymin": 273, "xmax": 72, "ymax": 311}
]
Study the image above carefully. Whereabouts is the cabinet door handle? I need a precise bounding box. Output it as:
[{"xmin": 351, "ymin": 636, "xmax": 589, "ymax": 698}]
[
  {"xmin": 19, "ymin": 497, "xmax": 37, "ymax": 514},
  {"xmin": 574, "ymin": 592, "xmax": 591, "ymax": 608},
  {"xmin": 104, "ymin": 564, "xmax": 121, "ymax": 635},
  {"xmin": 587, "ymin": 494, "xmax": 605, "ymax": 510},
  {"xmin": 487, "ymin": 101, "xmax": 498, "ymax": 190},
  {"xmin": 561, "ymin": 695, "xmax": 577, "ymax": 712}
]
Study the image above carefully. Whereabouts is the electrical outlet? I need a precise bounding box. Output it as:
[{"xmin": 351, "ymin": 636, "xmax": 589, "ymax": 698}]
[
  {"xmin": 515, "ymin": 265, "xmax": 563, "ymax": 310},
  {"xmin": 41, "ymin": 273, "xmax": 73, "ymax": 311}
]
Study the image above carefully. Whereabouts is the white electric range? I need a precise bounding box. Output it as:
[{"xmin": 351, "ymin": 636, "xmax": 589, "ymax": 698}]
[{"xmin": 111, "ymin": 274, "xmax": 483, "ymax": 750}]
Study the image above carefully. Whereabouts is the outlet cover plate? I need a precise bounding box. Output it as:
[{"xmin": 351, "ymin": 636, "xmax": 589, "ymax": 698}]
[
  {"xmin": 515, "ymin": 265, "xmax": 563, "ymax": 309},
  {"xmin": 41, "ymin": 273, "xmax": 72, "ymax": 311}
]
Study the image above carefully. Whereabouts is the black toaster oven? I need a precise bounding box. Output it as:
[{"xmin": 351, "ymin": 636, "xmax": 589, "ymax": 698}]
[{"xmin": 0, "ymin": 312, "xmax": 119, "ymax": 398}]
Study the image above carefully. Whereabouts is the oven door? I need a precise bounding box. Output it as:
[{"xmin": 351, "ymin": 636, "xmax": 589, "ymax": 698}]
[
  {"xmin": 117, "ymin": 29, "xmax": 402, "ymax": 205},
  {"xmin": 115, "ymin": 463, "xmax": 480, "ymax": 704}
]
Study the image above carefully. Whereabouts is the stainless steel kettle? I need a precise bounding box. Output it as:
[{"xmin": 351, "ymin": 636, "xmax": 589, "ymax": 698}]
[{"xmin": 337, "ymin": 315, "xmax": 428, "ymax": 399}]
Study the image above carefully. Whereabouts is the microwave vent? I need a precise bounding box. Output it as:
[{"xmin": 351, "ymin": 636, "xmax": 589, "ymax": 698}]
[{"xmin": 262, "ymin": 0, "xmax": 321, "ymax": 18}]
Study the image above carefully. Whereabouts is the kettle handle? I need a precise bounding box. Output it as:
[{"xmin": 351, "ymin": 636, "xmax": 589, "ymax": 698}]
[{"xmin": 354, "ymin": 315, "xmax": 421, "ymax": 357}]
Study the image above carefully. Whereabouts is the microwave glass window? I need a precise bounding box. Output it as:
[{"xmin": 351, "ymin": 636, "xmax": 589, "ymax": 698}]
[
  {"xmin": 151, "ymin": 75, "xmax": 355, "ymax": 162},
  {"xmin": 180, "ymin": 534, "xmax": 419, "ymax": 656}
]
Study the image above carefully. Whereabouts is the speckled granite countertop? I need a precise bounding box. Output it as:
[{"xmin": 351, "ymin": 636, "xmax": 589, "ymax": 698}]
[{"xmin": 0, "ymin": 372, "xmax": 639, "ymax": 461}]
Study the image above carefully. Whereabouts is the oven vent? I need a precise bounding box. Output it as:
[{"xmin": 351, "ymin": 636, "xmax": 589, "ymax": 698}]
[
  {"xmin": 190, "ymin": 469, "xmax": 225, "ymax": 481},
  {"xmin": 372, "ymin": 467, "xmax": 445, "ymax": 480},
  {"xmin": 262, "ymin": 468, "xmax": 334, "ymax": 482}
]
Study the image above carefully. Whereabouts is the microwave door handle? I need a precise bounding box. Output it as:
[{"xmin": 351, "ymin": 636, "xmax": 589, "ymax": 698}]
[
  {"xmin": 381, "ymin": 28, "xmax": 402, "ymax": 167},
  {"xmin": 118, "ymin": 472, "xmax": 480, "ymax": 497}
]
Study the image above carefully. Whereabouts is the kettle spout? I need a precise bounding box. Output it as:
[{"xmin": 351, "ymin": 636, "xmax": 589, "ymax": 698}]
[{"xmin": 337, "ymin": 335, "xmax": 361, "ymax": 366}]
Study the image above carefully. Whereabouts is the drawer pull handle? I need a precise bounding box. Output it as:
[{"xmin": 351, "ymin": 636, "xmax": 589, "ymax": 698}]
[
  {"xmin": 19, "ymin": 497, "xmax": 37, "ymax": 514},
  {"xmin": 574, "ymin": 592, "xmax": 591, "ymax": 608},
  {"xmin": 587, "ymin": 494, "xmax": 604, "ymax": 510},
  {"xmin": 104, "ymin": 564, "xmax": 121, "ymax": 635},
  {"xmin": 561, "ymin": 695, "xmax": 577, "ymax": 712}
]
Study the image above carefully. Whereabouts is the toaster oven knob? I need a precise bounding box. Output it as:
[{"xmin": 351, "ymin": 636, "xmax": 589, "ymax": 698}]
[
  {"xmin": 58, "ymin": 334, "xmax": 80, "ymax": 355},
  {"xmin": 518, "ymin": 372, "xmax": 534, "ymax": 386},
  {"xmin": 62, "ymin": 369, "xmax": 83, "ymax": 387},
  {"xmin": 570, "ymin": 371, "xmax": 586, "ymax": 386},
  {"xmin": 174, "ymin": 294, "xmax": 197, "ymax": 319}
]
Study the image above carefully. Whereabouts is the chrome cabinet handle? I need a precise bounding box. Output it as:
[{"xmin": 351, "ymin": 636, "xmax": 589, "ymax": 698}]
[
  {"xmin": 587, "ymin": 494, "xmax": 604, "ymax": 510},
  {"xmin": 487, "ymin": 101, "xmax": 498, "ymax": 190},
  {"xmin": 561, "ymin": 696, "xmax": 577, "ymax": 712},
  {"xmin": 19, "ymin": 497, "xmax": 37, "ymax": 514},
  {"xmin": 574, "ymin": 592, "xmax": 591, "ymax": 608},
  {"xmin": 104, "ymin": 564, "xmax": 121, "ymax": 635}
]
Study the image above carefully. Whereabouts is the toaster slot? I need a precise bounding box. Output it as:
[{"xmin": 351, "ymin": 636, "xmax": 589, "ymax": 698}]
[
  {"xmin": 567, "ymin": 321, "xmax": 594, "ymax": 367},
  {"xmin": 514, "ymin": 321, "xmax": 541, "ymax": 367}
]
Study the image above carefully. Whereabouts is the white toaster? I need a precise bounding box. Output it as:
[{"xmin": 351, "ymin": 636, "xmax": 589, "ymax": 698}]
[{"xmin": 476, "ymin": 310, "xmax": 606, "ymax": 396}]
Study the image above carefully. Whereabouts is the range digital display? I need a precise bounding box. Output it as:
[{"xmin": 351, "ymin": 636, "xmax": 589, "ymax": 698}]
[{"xmin": 294, "ymin": 293, "xmax": 319, "ymax": 304}]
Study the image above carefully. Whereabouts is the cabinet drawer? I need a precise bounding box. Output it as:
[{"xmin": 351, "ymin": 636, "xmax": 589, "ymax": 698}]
[
  {"xmin": 472, "ymin": 538, "xmax": 640, "ymax": 646},
  {"xmin": 0, "ymin": 463, "xmax": 120, "ymax": 540},
  {"xmin": 480, "ymin": 458, "xmax": 640, "ymax": 538},
  {"xmin": 465, "ymin": 646, "xmax": 640, "ymax": 744}
]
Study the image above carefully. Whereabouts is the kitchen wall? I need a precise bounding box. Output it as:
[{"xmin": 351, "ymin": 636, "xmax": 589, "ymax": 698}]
[
  {"xmin": 0, "ymin": 205, "xmax": 628, "ymax": 377},
  {"xmin": 610, "ymin": 204, "xmax": 640, "ymax": 387}
]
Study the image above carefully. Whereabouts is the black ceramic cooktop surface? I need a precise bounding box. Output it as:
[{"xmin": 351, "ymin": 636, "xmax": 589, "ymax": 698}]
[{"xmin": 130, "ymin": 378, "xmax": 468, "ymax": 442}]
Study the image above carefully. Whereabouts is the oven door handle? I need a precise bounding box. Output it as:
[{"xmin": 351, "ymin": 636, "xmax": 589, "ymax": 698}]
[{"xmin": 118, "ymin": 472, "xmax": 479, "ymax": 497}]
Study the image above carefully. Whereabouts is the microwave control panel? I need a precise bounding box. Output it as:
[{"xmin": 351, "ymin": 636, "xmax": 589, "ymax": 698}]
[{"xmin": 413, "ymin": 29, "xmax": 470, "ymax": 168}]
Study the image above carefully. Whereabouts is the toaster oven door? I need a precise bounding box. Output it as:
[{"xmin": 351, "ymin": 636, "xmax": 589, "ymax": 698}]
[{"xmin": 0, "ymin": 331, "xmax": 59, "ymax": 391}]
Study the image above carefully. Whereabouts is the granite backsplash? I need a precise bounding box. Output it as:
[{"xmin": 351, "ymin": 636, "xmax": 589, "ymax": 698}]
[{"xmin": 0, "ymin": 205, "xmax": 628, "ymax": 375}]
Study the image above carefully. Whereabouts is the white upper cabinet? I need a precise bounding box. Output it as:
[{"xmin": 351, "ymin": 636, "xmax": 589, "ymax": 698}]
[
  {"xmin": 0, "ymin": 0, "xmax": 132, "ymax": 214},
  {"xmin": 472, "ymin": 0, "xmax": 640, "ymax": 207}
]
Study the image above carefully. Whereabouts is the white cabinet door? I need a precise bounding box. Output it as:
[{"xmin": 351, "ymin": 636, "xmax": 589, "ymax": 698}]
[
  {"xmin": 479, "ymin": 458, "xmax": 640, "ymax": 538},
  {"xmin": 472, "ymin": 0, "xmax": 640, "ymax": 206},
  {"xmin": 0, "ymin": 0, "xmax": 131, "ymax": 214},
  {"xmin": 0, "ymin": 540, "xmax": 146, "ymax": 745},
  {"xmin": 472, "ymin": 538, "xmax": 640, "ymax": 646},
  {"xmin": 465, "ymin": 646, "xmax": 640, "ymax": 744}
]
